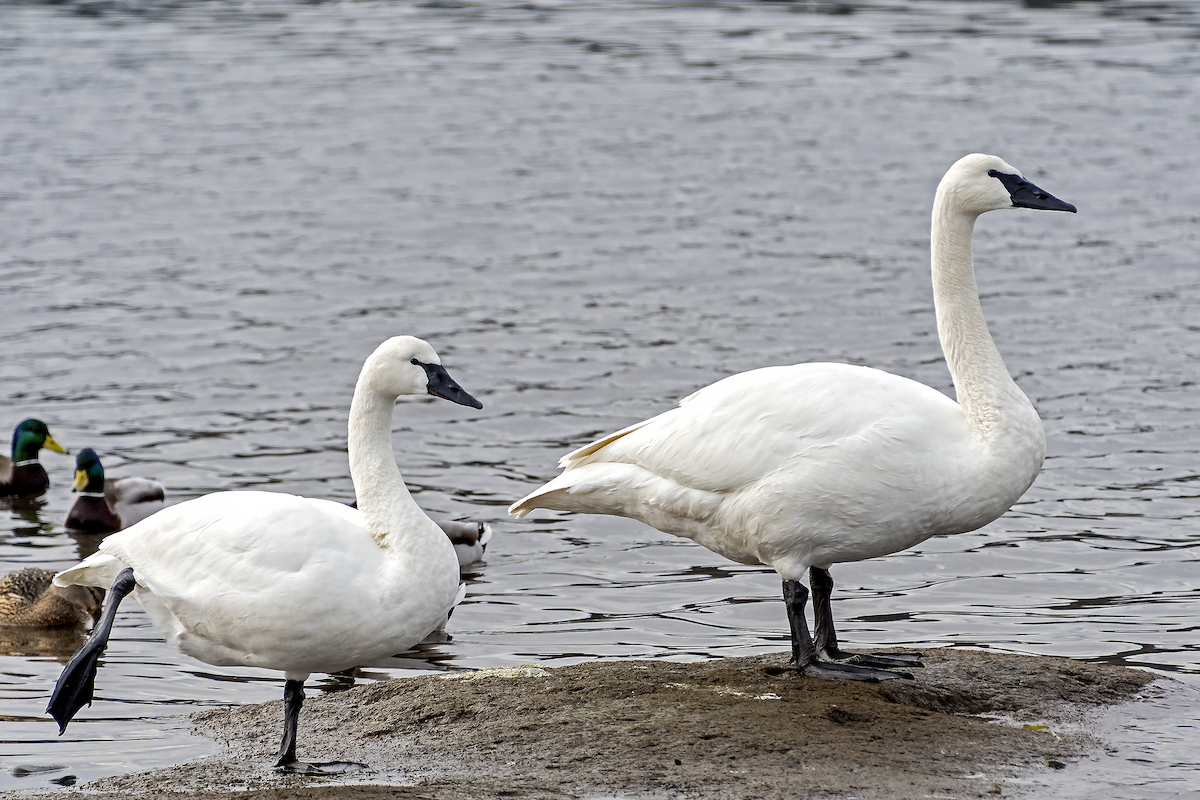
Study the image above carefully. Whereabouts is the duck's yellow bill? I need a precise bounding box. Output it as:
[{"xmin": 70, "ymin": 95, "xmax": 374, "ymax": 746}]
[
  {"xmin": 43, "ymin": 435, "xmax": 68, "ymax": 455},
  {"xmin": 72, "ymin": 469, "xmax": 88, "ymax": 492}
]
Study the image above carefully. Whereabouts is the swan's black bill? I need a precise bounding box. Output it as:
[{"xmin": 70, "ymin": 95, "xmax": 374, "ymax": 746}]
[
  {"xmin": 419, "ymin": 362, "xmax": 483, "ymax": 409},
  {"xmin": 988, "ymin": 170, "xmax": 1077, "ymax": 213}
]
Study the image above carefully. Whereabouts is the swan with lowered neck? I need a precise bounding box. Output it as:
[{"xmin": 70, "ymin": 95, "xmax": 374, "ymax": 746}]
[
  {"xmin": 48, "ymin": 336, "xmax": 482, "ymax": 770},
  {"xmin": 510, "ymin": 154, "xmax": 1076, "ymax": 681}
]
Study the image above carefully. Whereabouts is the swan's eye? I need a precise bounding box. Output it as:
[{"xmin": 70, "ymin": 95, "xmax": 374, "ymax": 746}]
[{"xmin": 410, "ymin": 358, "xmax": 420, "ymax": 365}]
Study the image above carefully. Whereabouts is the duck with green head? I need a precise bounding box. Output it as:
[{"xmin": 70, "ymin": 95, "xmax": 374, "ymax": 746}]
[
  {"xmin": 65, "ymin": 448, "xmax": 166, "ymax": 533},
  {"xmin": 0, "ymin": 419, "xmax": 68, "ymax": 497}
]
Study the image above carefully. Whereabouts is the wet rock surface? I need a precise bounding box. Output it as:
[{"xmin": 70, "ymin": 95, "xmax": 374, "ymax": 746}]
[{"xmin": 63, "ymin": 649, "xmax": 1156, "ymax": 800}]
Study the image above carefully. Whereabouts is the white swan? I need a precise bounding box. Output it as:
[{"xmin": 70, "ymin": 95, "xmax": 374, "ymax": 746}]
[
  {"xmin": 510, "ymin": 154, "xmax": 1076, "ymax": 681},
  {"xmin": 48, "ymin": 336, "xmax": 483, "ymax": 770}
]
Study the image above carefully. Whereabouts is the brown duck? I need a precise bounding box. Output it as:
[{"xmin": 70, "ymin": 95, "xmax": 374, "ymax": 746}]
[{"xmin": 0, "ymin": 568, "xmax": 103, "ymax": 627}]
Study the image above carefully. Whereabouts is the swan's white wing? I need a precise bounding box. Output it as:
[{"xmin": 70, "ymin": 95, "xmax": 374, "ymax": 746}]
[{"xmin": 517, "ymin": 363, "xmax": 962, "ymax": 503}]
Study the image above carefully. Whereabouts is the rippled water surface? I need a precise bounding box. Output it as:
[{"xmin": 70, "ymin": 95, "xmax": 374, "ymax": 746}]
[{"xmin": 1, "ymin": 0, "xmax": 1198, "ymax": 795}]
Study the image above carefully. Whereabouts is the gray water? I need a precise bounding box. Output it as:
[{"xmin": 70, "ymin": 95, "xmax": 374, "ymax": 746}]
[{"xmin": 0, "ymin": 0, "xmax": 1198, "ymax": 795}]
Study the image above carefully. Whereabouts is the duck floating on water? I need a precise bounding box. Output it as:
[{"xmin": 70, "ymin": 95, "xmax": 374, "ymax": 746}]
[
  {"xmin": 0, "ymin": 419, "xmax": 68, "ymax": 497},
  {"xmin": 65, "ymin": 448, "xmax": 166, "ymax": 534},
  {"xmin": 0, "ymin": 568, "xmax": 104, "ymax": 628},
  {"xmin": 47, "ymin": 336, "xmax": 482, "ymax": 772},
  {"xmin": 436, "ymin": 519, "xmax": 492, "ymax": 568},
  {"xmin": 511, "ymin": 154, "xmax": 1077, "ymax": 681}
]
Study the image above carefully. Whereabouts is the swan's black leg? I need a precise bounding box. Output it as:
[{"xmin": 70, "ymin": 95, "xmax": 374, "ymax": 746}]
[
  {"xmin": 275, "ymin": 679, "xmax": 367, "ymax": 774},
  {"xmin": 47, "ymin": 568, "xmax": 136, "ymax": 733},
  {"xmin": 810, "ymin": 567, "xmax": 922, "ymax": 669},
  {"xmin": 275, "ymin": 679, "xmax": 306, "ymax": 770},
  {"xmin": 782, "ymin": 579, "xmax": 903, "ymax": 682},
  {"xmin": 783, "ymin": 579, "xmax": 818, "ymax": 667}
]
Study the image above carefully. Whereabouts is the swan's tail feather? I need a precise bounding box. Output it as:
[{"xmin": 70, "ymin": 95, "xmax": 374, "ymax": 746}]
[
  {"xmin": 508, "ymin": 474, "xmax": 577, "ymax": 518},
  {"xmin": 54, "ymin": 553, "xmax": 130, "ymax": 590},
  {"xmin": 510, "ymin": 464, "xmax": 719, "ymax": 542},
  {"xmin": 47, "ymin": 568, "xmax": 136, "ymax": 733},
  {"xmin": 557, "ymin": 416, "xmax": 658, "ymax": 469},
  {"xmin": 509, "ymin": 465, "xmax": 658, "ymax": 518}
]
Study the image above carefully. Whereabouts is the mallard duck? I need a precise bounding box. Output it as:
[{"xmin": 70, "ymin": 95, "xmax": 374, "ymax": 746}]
[
  {"xmin": 48, "ymin": 336, "xmax": 482, "ymax": 772},
  {"xmin": 0, "ymin": 568, "xmax": 104, "ymax": 627},
  {"xmin": 0, "ymin": 419, "xmax": 68, "ymax": 496},
  {"xmin": 511, "ymin": 155, "xmax": 1076, "ymax": 681},
  {"xmin": 436, "ymin": 519, "xmax": 493, "ymax": 568},
  {"xmin": 64, "ymin": 449, "xmax": 166, "ymax": 533}
]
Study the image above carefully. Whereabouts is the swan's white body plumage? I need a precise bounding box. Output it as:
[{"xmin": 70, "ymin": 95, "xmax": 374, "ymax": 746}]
[
  {"xmin": 58, "ymin": 492, "xmax": 458, "ymax": 675},
  {"xmin": 511, "ymin": 154, "xmax": 1054, "ymax": 583},
  {"xmin": 55, "ymin": 337, "xmax": 465, "ymax": 681}
]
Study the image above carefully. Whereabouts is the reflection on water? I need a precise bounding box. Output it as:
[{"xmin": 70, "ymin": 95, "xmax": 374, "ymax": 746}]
[
  {"xmin": 0, "ymin": 625, "xmax": 91, "ymax": 661},
  {"xmin": 1, "ymin": 0, "xmax": 1199, "ymax": 796}
]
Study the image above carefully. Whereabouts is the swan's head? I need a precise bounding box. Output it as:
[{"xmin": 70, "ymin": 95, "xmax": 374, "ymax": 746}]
[
  {"xmin": 938, "ymin": 153, "xmax": 1077, "ymax": 217},
  {"xmin": 361, "ymin": 336, "xmax": 483, "ymax": 409}
]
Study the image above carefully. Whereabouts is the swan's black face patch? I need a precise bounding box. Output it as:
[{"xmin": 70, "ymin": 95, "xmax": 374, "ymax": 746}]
[
  {"xmin": 414, "ymin": 360, "xmax": 483, "ymax": 410},
  {"xmin": 987, "ymin": 169, "xmax": 1077, "ymax": 213}
]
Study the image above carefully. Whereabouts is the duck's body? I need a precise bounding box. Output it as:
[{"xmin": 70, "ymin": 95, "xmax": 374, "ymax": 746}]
[
  {"xmin": 437, "ymin": 519, "xmax": 493, "ymax": 568},
  {"xmin": 65, "ymin": 449, "xmax": 166, "ymax": 533},
  {"xmin": 511, "ymin": 154, "xmax": 1076, "ymax": 680},
  {"xmin": 49, "ymin": 336, "xmax": 483, "ymax": 770},
  {"xmin": 0, "ymin": 420, "xmax": 68, "ymax": 497},
  {"xmin": 0, "ymin": 568, "xmax": 103, "ymax": 628}
]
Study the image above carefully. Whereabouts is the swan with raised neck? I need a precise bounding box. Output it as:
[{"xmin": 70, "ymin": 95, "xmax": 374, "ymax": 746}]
[
  {"xmin": 350, "ymin": 336, "xmax": 482, "ymax": 548},
  {"xmin": 509, "ymin": 153, "xmax": 1077, "ymax": 682},
  {"xmin": 931, "ymin": 154, "xmax": 1072, "ymax": 467}
]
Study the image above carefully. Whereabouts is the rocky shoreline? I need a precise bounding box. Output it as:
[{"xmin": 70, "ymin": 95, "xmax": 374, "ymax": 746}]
[{"xmin": 47, "ymin": 649, "xmax": 1157, "ymax": 800}]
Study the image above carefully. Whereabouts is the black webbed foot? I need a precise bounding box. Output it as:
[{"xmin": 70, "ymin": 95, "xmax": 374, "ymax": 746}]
[
  {"xmin": 274, "ymin": 679, "xmax": 368, "ymax": 774},
  {"xmin": 46, "ymin": 568, "xmax": 136, "ymax": 733},
  {"xmin": 274, "ymin": 757, "xmax": 368, "ymax": 775},
  {"xmin": 801, "ymin": 660, "xmax": 913, "ymax": 682},
  {"xmin": 820, "ymin": 645, "xmax": 924, "ymax": 669},
  {"xmin": 784, "ymin": 575, "xmax": 916, "ymax": 682}
]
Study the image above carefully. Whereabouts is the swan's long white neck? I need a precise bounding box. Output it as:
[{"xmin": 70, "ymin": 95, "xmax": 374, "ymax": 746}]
[
  {"xmin": 347, "ymin": 381, "xmax": 431, "ymax": 548},
  {"xmin": 930, "ymin": 192, "xmax": 1035, "ymax": 443}
]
